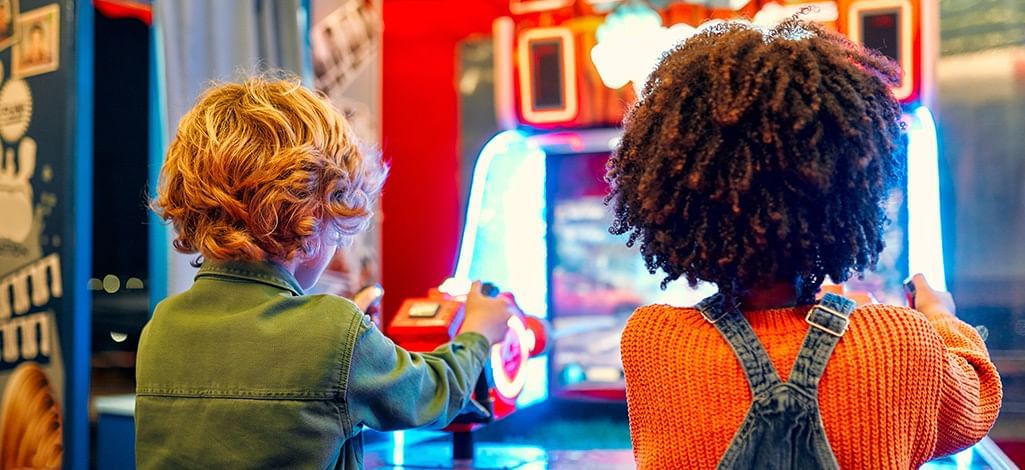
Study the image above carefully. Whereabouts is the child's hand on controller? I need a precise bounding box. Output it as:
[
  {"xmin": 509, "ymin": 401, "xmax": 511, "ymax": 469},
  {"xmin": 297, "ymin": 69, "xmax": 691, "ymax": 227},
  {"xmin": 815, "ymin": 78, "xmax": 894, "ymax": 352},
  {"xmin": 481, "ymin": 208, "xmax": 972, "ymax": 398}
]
[{"xmin": 462, "ymin": 281, "xmax": 516, "ymax": 345}]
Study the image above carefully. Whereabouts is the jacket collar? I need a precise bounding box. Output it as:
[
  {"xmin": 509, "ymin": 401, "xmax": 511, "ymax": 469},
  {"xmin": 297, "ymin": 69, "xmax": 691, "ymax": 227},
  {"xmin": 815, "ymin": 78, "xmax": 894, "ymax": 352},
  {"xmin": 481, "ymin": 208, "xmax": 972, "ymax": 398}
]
[{"xmin": 195, "ymin": 259, "xmax": 304, "ymax": 296}]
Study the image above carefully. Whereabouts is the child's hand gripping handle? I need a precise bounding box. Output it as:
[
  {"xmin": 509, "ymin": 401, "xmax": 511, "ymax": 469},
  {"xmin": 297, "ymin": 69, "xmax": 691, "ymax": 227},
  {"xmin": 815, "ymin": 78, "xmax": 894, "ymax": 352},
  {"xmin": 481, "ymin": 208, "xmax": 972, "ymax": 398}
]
[
  {"xmin": 905, "ymin": 273, "xmax": 989, "ymax": 341},
  {"xmin": 904, "ymin": 274, "xmax": 955, "ymax": 316},
  {"xmin": 456, "ymin": 281, "xmax": 505, "ymax": 423},
  {"xmin": 461, "ymin": 281, "xmax": 516, "ymax": 344}
]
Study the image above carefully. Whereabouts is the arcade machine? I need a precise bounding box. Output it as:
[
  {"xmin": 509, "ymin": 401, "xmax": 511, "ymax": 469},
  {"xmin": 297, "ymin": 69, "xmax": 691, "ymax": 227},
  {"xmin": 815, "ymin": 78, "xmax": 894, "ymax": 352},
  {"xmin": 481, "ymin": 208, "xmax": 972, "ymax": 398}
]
[
  {"xmin": 385, "ymin": 282, "xmax": 551, "ymax": 460},
  {"xmin": 457, "ymin": 0, "xmax": 945, "ymax": 402},
  {"xmin": 385, "ymin": 0, "xmax": 1015, "ymax": 468}
]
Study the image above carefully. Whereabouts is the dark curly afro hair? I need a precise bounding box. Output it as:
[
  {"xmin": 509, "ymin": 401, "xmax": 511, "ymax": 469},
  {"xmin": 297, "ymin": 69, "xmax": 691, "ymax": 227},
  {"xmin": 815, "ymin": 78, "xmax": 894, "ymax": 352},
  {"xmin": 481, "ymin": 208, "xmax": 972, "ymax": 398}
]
[{"xmin": 605, "ymin": 18, "xmax": 906, "ymax": 306}]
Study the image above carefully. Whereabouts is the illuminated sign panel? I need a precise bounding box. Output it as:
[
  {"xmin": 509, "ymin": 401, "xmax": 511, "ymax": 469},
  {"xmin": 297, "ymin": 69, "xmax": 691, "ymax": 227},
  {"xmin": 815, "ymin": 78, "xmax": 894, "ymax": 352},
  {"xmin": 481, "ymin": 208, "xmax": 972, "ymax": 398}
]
[
  {"xmin": 848, "ymin": 0, "xmax": 915, "ymax": 101},
  {"xmin": 518, "ymin": 27, "xmax": 578, "ymax": 124}
]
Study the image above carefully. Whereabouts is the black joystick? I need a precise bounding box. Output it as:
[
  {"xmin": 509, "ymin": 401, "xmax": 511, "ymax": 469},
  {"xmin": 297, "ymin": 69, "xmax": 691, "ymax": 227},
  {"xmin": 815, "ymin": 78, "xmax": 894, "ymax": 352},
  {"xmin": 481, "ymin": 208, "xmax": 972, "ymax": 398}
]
[{"xmin": 481, "ymin": 282, "xmax": 500, "ymax": 298}]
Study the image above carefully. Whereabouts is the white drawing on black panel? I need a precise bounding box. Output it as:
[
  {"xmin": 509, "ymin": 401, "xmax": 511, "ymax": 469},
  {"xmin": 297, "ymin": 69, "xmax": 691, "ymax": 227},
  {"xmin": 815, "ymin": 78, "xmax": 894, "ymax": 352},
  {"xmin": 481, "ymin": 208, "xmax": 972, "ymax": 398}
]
[
  {"xmin": 0, "ymin": 137, "xmax": 35, "ymax": 242},
  {"xmin": 0, "ymin": 79, "xmax": 33, "ymax": 143},
  {"xmin": 0, "ymin": 76, "xmax": 43, "ymax": 280}
]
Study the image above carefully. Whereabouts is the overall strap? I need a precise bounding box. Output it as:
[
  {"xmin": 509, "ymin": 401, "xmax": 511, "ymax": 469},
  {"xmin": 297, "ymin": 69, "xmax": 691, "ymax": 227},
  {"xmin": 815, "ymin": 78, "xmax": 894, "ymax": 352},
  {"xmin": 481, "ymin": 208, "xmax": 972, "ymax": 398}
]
[
  {"xmin": 697, "ymin": 294, "xmax": 782, "ymax": 397},
  {"xmin": 787, "ymin": 293, "xmax": 857, "ymax": 391}
]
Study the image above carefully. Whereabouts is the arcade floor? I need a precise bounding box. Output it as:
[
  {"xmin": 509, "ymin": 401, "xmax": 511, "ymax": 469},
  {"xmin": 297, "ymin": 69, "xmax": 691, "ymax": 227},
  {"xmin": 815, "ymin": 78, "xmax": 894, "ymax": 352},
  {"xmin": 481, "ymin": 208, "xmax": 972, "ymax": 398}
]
[
  {"xmin": 364, "ymin": 444, "xmax": 1012, "ymax": 470},
  {"xmin": 361, "ymin": 401, "xmax": 1020, "ymax": 469}
]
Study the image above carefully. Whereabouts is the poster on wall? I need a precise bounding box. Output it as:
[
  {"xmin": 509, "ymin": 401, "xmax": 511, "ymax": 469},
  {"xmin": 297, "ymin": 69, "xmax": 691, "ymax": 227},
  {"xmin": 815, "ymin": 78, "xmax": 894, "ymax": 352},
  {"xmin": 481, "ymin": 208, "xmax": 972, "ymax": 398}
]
[
  {"xmin": 307, "ymin": 95, "xmax": 382, "ymax": 303},
  {"xmin": 310, "ymin": 0, "xmax": 383, "ymax": 304},
  {"xmin": 311, "ymin": 0, "xmax": 378, "ymax": 102},
  {"xmin": 0, "ymin": 1, "xmax": 75, "ymax": 467}
]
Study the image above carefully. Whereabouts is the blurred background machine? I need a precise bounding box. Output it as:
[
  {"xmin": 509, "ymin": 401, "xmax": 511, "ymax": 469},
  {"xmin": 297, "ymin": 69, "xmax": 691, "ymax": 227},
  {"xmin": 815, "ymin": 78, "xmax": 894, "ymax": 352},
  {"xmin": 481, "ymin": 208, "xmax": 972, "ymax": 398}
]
[
  {"xmin": 458, "ymin": 0, "xmax": 941, "ymax": 403},
  {"xmin": 359, "ymin": 0, "xmax": 1016, "ymax": 468}
]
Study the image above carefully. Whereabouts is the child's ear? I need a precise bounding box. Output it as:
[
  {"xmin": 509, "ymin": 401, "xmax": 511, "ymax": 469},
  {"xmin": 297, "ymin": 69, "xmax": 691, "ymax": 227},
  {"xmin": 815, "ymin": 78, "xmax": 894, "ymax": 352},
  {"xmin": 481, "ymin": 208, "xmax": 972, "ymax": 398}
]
[
  {"xmin": 298, "ymin": 242, "xmax": 318, "ymax": 263},
  {"xmin": 299, "ymin": 233, "xmax": 328, "ymax": 263}
]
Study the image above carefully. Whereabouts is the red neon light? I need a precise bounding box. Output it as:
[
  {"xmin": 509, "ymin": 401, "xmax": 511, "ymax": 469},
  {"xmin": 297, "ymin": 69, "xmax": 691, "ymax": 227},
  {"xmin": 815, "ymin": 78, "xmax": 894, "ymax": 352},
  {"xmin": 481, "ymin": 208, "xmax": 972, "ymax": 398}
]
[
  {"xmin": 94, "ymin": 0, "xmax": 152, "ymax": 25},
  {"xmin": 869, "ymin": 13, "xmax": 896, "ymax": 28},
  {"xmin": 510, "ymin": 0, "xmax": 574, "ymax": 14}
]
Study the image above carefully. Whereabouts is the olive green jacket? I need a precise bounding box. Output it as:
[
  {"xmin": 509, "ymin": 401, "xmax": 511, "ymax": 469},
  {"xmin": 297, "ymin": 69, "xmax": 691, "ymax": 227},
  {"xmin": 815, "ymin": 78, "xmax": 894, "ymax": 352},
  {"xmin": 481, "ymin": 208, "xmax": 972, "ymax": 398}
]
[{"xmin": 135, "ymin": 260, "xmax": 490, "ymax": 469}]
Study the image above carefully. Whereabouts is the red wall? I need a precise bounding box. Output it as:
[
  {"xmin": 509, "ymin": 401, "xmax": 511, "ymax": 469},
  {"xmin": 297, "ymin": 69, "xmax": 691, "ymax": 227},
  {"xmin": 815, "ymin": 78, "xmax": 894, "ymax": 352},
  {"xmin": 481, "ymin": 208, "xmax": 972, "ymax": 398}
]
[{"xmin": 381, "ymin": 1, "xmax": 505, "ymax": 313}]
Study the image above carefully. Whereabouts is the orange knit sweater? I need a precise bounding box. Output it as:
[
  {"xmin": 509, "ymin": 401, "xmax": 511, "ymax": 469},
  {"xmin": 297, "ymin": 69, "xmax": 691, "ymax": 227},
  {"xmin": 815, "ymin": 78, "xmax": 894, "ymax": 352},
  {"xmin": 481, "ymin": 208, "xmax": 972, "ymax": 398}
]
[{"xmin": 621, "ymin": 303, "xmax": 1002, "ymax": 469}]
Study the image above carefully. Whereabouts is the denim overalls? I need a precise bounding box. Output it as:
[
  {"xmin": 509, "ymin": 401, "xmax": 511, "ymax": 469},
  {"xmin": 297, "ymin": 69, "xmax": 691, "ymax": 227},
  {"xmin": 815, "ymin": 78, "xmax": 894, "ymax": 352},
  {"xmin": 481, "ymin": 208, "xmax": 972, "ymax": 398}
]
[{"xmin": 696, "ymin": 292, "xmax": 856, "ymax": 469}]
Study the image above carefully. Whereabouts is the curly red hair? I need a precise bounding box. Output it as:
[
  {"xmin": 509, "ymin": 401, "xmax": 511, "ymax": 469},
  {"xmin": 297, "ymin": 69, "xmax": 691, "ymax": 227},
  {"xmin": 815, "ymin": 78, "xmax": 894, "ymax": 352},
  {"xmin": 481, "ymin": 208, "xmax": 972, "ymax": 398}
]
[{"xmin": 153, "ymin": 77, "xmax": 386, "ymax": 263}]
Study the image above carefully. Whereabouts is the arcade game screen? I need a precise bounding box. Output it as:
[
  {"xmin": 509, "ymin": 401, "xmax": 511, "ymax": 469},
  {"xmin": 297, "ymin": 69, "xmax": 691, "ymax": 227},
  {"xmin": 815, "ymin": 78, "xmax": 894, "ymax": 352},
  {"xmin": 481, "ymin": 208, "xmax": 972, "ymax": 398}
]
[
  {"xmin": 547, "ymin": 152, "xmax": 717, "ymax": 394},
  {"xmin": 546, "ymin": 152, "xmax": 909, "ymax": 395}
]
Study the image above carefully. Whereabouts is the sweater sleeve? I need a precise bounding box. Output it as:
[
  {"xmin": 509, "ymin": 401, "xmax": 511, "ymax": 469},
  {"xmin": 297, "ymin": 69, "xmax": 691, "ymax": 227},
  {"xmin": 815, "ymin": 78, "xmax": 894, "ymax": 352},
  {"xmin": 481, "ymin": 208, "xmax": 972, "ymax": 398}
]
[{"xmin": 920, "ymin": 309, "xmax": 1003, "ymax": 458}]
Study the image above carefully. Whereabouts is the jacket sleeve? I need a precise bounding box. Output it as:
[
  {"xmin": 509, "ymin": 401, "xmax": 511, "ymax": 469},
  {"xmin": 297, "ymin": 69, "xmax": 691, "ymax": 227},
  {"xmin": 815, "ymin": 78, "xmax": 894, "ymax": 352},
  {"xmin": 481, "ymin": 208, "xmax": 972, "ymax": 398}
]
[
  {"xmin": 923, "ymin": 309, "xmax": 1003, "ymax": 458},
  {"xmin": 343, "ymin": 316, "xmax": 490, "ymax": 434}
]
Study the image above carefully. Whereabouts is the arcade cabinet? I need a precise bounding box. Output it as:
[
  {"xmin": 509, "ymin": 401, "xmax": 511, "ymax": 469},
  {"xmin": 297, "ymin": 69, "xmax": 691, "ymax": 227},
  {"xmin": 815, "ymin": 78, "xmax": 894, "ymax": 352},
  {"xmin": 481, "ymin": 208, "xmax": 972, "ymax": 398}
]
[
  {"xmin": 362, "ymin": 1, "xmax": 1017, "ymax": 468},
  {"xmin": 459, "ymin": 0, "xmax": 946, "ymax": 400},
  {"xmin": 392, "ymin": 0, "xmax": 1014, "ymax": 468}
]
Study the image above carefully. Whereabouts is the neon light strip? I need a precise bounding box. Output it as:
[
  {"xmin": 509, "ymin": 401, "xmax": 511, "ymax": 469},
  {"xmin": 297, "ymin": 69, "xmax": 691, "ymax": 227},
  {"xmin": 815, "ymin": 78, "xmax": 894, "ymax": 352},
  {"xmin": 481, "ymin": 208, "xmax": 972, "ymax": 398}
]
[
  {"xmin": 455, "ymin": 129, "xmax": 618, "ymax": 284},
  {"xmin": 518, "ymin": 27, "xmax": 579, "ymax": 124},
  {"xmin": 509, "ymin": 0, "xmax": 574, "ymax": 14},
  {"xmin": 906, "ymin": 106, "xmax": 946, "ymax": 290},
  {"xmin": 454, "ymin": 130, "xmax": 528, "ymax": 280},
  {"xmin": 391, "ymin": 431, "xmax": 404, "ymax": 466},
  {"xmin": 528, "ymin": 128, "xmax": 622, "ymax": 154},
  {"xmin": 918, "ymin": 0, "xmax": 939, "ymax": 110},
  {"xmin": 953, "ymin": 445, "xmax": 973, "ymax": 470},
  {"xmin": 974, "ymin": 437, "xmax": 1018, "ymax": 470},
  {"xmin": 847, "ymin": 0, "xmax": 915, "ymax": 101},
  {"xmin": 149, "ymin": 16, "xmax": 169, "ymax": 311},
  {"xmin": 493, "ymin": 17, "xmax": 518, "ymax": 131}
]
